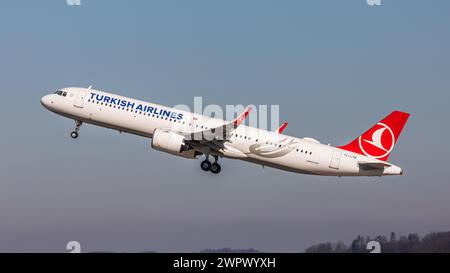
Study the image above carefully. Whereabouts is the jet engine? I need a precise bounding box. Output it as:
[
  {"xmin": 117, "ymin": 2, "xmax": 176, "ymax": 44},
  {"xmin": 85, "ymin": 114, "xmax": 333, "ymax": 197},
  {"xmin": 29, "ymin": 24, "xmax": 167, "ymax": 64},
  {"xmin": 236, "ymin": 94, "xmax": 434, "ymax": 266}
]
[{"xmin": 151, "ymin": 129, "xmax": 197, "ymax": 159}]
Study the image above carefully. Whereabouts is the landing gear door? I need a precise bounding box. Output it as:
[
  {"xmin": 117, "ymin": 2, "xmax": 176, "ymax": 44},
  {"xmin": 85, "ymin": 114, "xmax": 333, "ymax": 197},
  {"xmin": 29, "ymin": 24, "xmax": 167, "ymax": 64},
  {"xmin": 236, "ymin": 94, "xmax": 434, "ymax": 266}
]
[
  {"xmin": 74, "ymin": 90, "xmax": 87, "ymax": 108},
  {"xmin": 329, "ymin": 151, "xmax": 341, "ymax": 170}
]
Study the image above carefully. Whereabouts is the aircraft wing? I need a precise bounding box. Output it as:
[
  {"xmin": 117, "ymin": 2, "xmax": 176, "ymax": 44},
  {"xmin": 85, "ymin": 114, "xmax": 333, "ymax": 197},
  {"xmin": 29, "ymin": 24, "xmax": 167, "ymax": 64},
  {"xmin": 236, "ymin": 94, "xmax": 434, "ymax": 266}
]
[
  {"xmin": 221, "ymin": 106, "xmax": 253, "ymax": 136},
  {"xmin": 183, "ymin": 107, "xmax": 253, "ymax": 154}
]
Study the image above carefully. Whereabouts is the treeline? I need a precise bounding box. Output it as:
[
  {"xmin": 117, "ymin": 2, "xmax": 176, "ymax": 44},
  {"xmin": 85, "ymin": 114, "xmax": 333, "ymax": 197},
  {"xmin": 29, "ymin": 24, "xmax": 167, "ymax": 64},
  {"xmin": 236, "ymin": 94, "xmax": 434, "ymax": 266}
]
[{"xmin": 305, "ymin": 231, "xmax": 450, "ymax": 253}]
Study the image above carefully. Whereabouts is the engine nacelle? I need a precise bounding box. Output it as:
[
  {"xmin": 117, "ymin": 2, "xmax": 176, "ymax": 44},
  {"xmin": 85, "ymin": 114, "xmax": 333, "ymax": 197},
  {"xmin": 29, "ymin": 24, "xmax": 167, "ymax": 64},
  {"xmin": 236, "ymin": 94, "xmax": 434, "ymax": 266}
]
[{"xmin": 151, "ymin": 129, "xmax": 196, "ymax": 159}]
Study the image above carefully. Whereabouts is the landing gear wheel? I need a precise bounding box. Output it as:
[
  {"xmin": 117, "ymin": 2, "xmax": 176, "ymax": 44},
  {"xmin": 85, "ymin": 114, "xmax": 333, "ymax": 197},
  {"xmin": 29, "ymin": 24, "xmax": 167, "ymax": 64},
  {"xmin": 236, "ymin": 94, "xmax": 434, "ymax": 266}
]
[
  {"xmin": 210, "ymin": 163, "xmax": 221, "ymax": 174},
  {"xmin": 201, "ymin": 160, "xmax": 211, "ymax": 172},
  {"xmin": 70, "ymin": 120, "xmax": 82, "ymax": 139}
]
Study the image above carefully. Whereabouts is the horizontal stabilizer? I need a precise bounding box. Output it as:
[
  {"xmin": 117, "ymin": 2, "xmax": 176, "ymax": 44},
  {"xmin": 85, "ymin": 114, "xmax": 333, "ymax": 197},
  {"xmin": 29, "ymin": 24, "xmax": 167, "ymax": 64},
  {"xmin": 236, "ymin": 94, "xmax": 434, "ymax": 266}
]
[{"xmin": 358, "ymin": 161, "xmax": 391, "ymax": 170}]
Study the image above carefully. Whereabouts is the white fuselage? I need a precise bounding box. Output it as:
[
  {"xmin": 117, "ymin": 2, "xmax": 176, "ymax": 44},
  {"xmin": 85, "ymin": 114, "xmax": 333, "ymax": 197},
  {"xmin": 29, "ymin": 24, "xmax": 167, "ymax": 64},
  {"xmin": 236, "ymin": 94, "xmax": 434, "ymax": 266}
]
[{"xmin": 41, "ymin": 87, "xmax": 403, "ymax": 177}]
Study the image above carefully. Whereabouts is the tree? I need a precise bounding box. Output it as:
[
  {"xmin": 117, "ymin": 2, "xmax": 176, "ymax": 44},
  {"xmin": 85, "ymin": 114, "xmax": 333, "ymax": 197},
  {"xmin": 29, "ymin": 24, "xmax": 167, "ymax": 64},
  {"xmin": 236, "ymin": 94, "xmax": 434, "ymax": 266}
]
[
  {"xmin": 304, "ymin": 231, "xmax": 450, "ymax": 253},
  {"xmin": 390, "ymin": 232, "xmax": 397, "ymax": 242}
]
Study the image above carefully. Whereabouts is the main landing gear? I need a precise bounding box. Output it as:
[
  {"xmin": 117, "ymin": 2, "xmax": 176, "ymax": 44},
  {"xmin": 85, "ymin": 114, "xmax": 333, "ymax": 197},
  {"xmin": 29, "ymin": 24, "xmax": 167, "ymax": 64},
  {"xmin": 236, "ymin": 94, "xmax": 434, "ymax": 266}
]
[
  {"xmin": 70, "ymin": 120, "xmax": 83, "ymax": 139},
  {"xmin": 200, "ymin": 156, "xmax": 222, "ymax": 174}
]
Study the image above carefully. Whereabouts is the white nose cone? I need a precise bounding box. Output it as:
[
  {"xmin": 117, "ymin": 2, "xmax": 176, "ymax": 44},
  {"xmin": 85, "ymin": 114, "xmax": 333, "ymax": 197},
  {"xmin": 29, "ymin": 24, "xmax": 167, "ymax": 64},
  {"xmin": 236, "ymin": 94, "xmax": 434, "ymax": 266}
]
[
  {"xmin": 383, "ymin": 165, "xmax": 403, "ymax": 176},
  {"xmin": 40, "ymin": 95, "xmax": 52, "ymax": 110}
]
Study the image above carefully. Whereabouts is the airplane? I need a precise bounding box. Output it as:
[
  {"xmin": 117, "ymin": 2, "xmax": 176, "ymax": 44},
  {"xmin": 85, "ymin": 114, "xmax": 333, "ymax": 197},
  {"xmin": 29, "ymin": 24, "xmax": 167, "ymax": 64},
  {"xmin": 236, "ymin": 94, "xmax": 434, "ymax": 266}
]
[{"xmin": 41, "ymin": 87, "xmax": 410, "ymax": 176}]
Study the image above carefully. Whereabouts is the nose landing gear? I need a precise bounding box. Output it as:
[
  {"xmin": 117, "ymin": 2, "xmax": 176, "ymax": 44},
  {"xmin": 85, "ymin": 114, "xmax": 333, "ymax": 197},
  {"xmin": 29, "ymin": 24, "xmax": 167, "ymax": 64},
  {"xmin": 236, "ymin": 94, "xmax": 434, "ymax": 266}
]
[
  {"xmin": 200, "ymin": 156, "xmax": 222, "ymax": 174},
  {"xmin": 70, "ymin": 120, "xmax": 83, "ymax": 139}
]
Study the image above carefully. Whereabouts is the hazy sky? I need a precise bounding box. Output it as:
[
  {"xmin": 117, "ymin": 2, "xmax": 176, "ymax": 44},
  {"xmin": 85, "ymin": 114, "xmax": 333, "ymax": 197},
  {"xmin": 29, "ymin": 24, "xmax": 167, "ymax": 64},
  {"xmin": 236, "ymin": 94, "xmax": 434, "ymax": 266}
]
[{"xmin": 0, "ymin": 0, "xmax": 449, "ymax": 252}]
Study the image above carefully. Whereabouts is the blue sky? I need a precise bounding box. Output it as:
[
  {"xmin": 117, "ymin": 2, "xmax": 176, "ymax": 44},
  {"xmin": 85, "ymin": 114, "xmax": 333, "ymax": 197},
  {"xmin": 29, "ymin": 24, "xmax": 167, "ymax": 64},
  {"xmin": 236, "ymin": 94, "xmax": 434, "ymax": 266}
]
[{"xmin": 0, "ymin": 0, "xmax": 449, "ymax": 252}]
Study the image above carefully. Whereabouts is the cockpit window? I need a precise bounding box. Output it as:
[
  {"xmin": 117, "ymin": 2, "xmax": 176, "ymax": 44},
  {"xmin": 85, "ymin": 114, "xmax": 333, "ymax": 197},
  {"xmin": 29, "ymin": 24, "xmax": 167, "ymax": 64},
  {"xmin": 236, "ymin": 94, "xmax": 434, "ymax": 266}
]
[{"xmin": 54, "ymin": 90, "xmax": 67, "ymax": 96}]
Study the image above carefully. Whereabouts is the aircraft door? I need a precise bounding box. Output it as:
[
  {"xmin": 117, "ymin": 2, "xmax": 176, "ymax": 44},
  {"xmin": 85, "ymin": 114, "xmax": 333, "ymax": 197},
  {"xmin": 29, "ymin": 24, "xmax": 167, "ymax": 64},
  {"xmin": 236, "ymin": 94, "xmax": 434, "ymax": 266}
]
[
  {"xmin": 74, "ymin": 90, "xmax": 88, "ymax": 108},
  {"xmin": 329, "ymin": 151, "xmax": 342, "ymax": 170}
]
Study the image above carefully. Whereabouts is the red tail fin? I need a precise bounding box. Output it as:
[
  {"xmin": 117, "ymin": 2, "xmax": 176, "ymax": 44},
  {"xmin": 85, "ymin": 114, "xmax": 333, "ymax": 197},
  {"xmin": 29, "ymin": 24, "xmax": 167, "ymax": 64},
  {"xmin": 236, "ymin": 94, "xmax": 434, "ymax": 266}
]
[{"xmin": 338, "ymin": 111, "xmax": 410, "ymax": 162}]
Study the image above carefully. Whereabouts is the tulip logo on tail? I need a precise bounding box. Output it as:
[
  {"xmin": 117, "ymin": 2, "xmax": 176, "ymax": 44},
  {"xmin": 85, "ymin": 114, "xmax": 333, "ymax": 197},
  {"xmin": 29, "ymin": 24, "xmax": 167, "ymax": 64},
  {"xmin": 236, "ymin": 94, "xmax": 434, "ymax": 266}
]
[
  {"xmin": 338, "ymin": 111, "xmax": 410, "ymax": 163},
  {"xmin": 359, "ymin": 123, "xmax": 395, "ymax": 159}
]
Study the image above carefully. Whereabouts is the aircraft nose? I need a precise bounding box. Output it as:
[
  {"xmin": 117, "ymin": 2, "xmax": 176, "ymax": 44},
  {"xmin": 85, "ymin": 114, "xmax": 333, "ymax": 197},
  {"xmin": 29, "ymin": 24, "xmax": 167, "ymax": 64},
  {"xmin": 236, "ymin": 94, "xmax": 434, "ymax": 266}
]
[{"xmin": 40, "ymin": 95, "xmax": 53, "ymax": 109}]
